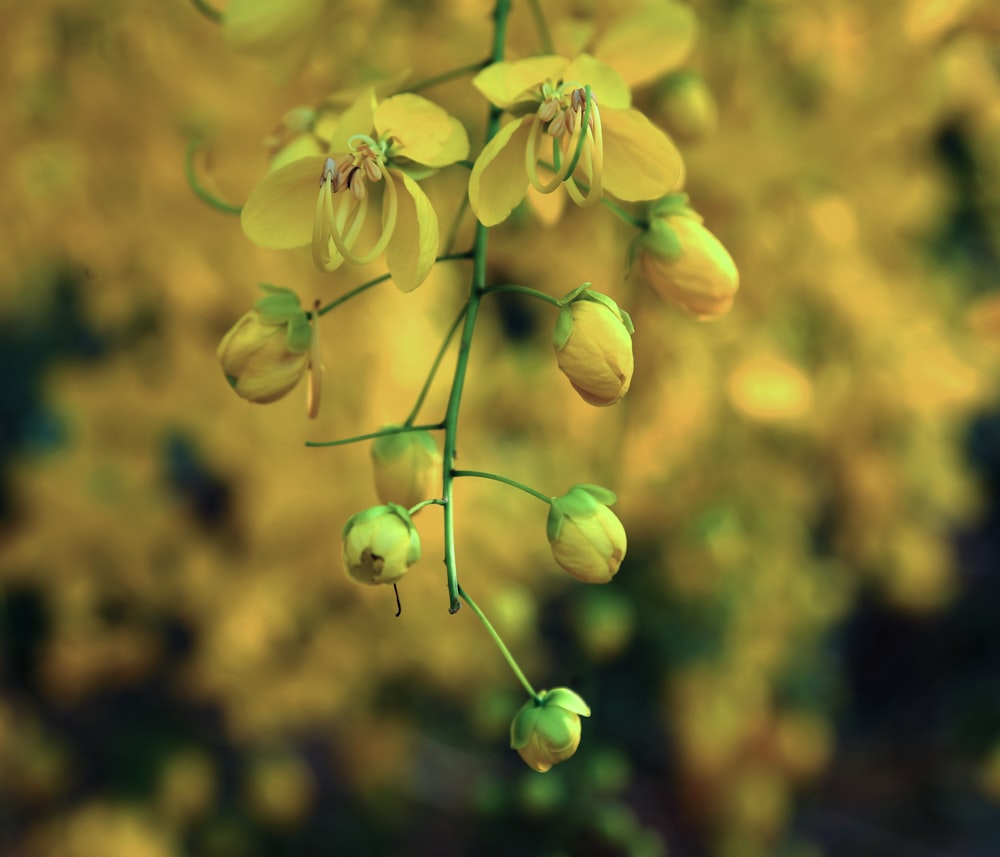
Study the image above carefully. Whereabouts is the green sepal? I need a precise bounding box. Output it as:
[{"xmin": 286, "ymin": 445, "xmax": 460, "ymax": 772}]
[
  {"xmin": 641, "ymin": 217, "xmax": 682, "ymax": 260},
  {"xmin": 658, "ymin": 69, "xmax": 700, "ymax": 94},
  {"xmin": 557, "ymin": 282, "xmax": 592, "ymax": 307},
  {"xmin": 546, "ymin": 504, "xmax": 566, "ymax": 543},
  {"xmin": 510, "ymin": 699, "xmax": 543, "ymax": 750},
  {"xmin": 389, "ymin": 162, "xmax": 439, "ymax": 182},
  {"xmin": 648, "ymin": 193, "xmax": 695, "ymax": 220},
  {"xmin": 552, "ymin": 307, "xmax": 574, "ymax": 350},
  {"xmin": 255, "ymin": 284, "xmax": 304, "ymax": 324},
  {"xmin": 225, "ymin": 374, "xmax": 239, "ymax": 390},
  {"xmin": 552, "ymin": 484, "xmax": 618, "ymax": 520},
  {"xmin": 285, "ymin": 313, "xmax": 312, "ymax": 353},
  {"xmin": 577, "ymin": 291, "xmax": 635, "ymax": 335},
  {"xmin": 386, "ymin": 502, "xmax": 422, "ymax": 565},
  {"xmin": 542, "ymin": 687, "xmax": 591, "ymax": 717}
]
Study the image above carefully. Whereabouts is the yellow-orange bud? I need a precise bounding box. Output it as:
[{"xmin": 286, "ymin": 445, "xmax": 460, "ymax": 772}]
[
  {"xmin": 553, "ymin": 288, "xmax": 635, "ymax": 407},
  {"xmin": 637, "ymin": 200, "xmax": 739, "ymax": 320}
]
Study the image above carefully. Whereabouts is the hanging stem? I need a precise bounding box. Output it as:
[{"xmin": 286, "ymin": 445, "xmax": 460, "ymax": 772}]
[
  {"xmin": 401, "ymin": 59, "xmax": 491, "ymax": 94},
  {"xmin": 405, "ymin": 304, "xmax": 469, "ymax": 426},
  {"xmin": 526, "ymin": 0, "xmax": 554, "ymax": 54},
  {"xmin": 190, "ymin": 0, "xmax": 222, "ymax": 24},
  {"xmin": 185, "ymin": 139, "xmax": 242, "ymax": 215},
  {"xmin": 313, "ymin": 251, "xmax": 473, "ymax": 318},
  {"xmin": 306, "ymin": 423, "xmax": 443, "ymax": 449},
  {"xmin": 442, "ymin": 0, "xmax": 511, "ymax": 614},
  {"xmin": 459, "ymin": 585, "xmax": 539, "ymax": 701},
  {"xmin": 480, "ymin": 284, "xmax": 562, "ymax": 308},
  {"xmin": 452, "ymin": 470, "xmax": 553, "ymax": 505}
]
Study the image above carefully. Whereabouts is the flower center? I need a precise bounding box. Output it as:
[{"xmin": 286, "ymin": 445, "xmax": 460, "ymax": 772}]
[
  {"xmin": 526, "ymin": 82, "xmax": 604, "ymax": 206},
  {"xmin": 312, "ymin": 134, "xmax": 399, "ymax": 272}
]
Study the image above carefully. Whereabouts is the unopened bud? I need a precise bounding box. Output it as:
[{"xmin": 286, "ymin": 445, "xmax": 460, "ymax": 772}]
[
  {"xmin": 547, "ymin": 484, "xmax": 627, "ymax": 584},
  {"xmin": 370, "ymin": 429, "xmax": 442, "ymax": 510},
  {"xmin": 217, "ymin": 285, "xmax": 312, "ymax": 404},
  {"xmin": 553, "ymin": 287, "xmax": 634, "ymax": 407},
  {"xmin": 341, "ymin": 504, "xmax": 421, "ymax": 585},
  {"xmin": 510, "ymin": 688, "xmax": 591, "ymax": 773},
  {"xmin": 636, "ymin": 197, "xmax": 739, "ymax": 320}
]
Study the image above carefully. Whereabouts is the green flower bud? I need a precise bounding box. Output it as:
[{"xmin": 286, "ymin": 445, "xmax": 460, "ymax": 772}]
[
  {"xmin": 510, "ymin": 688, "xmax": 591, "ymax": 773},
  {"xmin": 635, "ymin": 197, "xmax": 739, "ymax": 320},
  {"xmin": 547, "ymin": 485, "xmax": 627, "ymax": 584},
  {"xmin": 370, "ymin": 429, "xmax": 442, "ymax": 511},
  {"xmin": 223, "ymin": 0, "xmax": 323, "ymax": 58},
  {"xmin": 658, "ymin": 71, "xmax": 719, "ymax": 142},
  {"xmin": 341, "ymin": 504, "xmax": 421, "ymax": 585},
  {"xmin": 553, "ymin": 287, "xmax": 635, "ymax": 407},
  {"xmin": 217, "ymin": 285, "xmax": 312, "ymax": 404}
]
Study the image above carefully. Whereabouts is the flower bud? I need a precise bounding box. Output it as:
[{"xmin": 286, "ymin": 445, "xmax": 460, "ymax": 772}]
[
  {"xmin": 657, "ymin": 72, "xmax": 719, "ymax": 142},
  {"xmin": 510, "ymin": 688, "xmax": 591, "ymax": 773},
  {"xmin": 223, "ymin": 0, "xmax": 323, "ymax": 57},
  {"xmin": 547, "ymin": 484, "xmax": 627, "ymax": 583},
  {"xmin": 341, "ymin": 504, "xmax": 421, "ymax": 585},
  {"xmin": 635, "ymin": 196, "xmax": 739, "ymax": 320},
  {"xmin": 217, "ymin": 285, "xmax": 312, "ymax": 404},
  {"xmin": 553, "ymin": 287, "xmax": 635, "ymax": 407},
  {"xmin": 371, "ymin": 429, "xmax": 442, "ymax": 511}
]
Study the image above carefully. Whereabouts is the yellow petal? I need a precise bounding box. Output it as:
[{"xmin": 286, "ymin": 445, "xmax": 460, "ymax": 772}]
[
  {"xmin": 468, "ymin": 117, "xmax": 532, "ymax": 227},
  {"xmin": 375, "ymin": 94, "xmax": 469, "ymax": 166},
  {"xmin": 325, "ymin": 88, "xmax": 376, "ymax": 154},
  {"xmin": 592, "ymin": 3, "xmax": 698, "ymax": 88},
  {"xmin": 563, "ymin": 54, "xmax": 631, "ymax": 110},
  {"xmin": 473, "ymin": 56, "xmax": 570, "ymax": 109},
  {"xmin": 242, "ymin": 156, "xmax": 325, "ymax": 249},
  {"xmin": 601, "ymin": 108, "xmax": 684, "ymax": 201},
  {"xmin": 386, "ymin": 172, "xmax": 438, "ymax": 293}
]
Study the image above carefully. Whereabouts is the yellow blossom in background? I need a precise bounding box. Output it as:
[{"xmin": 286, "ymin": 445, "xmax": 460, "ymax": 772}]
[
  {"xmin": 241, "ymin": 89, "xmax": 468, "ymax": 292},
  {"xmin": 469, "ymin": 54, "xmax": 684, "ymax": 226}
]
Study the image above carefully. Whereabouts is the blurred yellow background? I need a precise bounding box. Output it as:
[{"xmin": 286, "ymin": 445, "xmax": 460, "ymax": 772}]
[{"xmin": 1, "ymin": 1, "xmax": 999, "ymax": 855}]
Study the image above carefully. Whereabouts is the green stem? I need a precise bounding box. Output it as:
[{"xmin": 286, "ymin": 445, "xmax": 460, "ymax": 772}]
[
  {"xmin": 401, "ymin": 59, "xmax": 490, "ymax": 94},
  {"xmin": 452, "ymin": 470, "xmax": 552, "ymax": 505},
  {"xmin": 526, "ymin": 0, "xmax": 554, "ymax": 54},
  {"xmin": 442, "ymin": 0, "xmax": 511, "ymax": 614},
  {"xmin": 314, "ymin": 251, "xmax": 472, "ymax": 318},
  {"xmin": 306, "ymin": 423, "xmax": 443, "ymax": 449},
  {"xmin": 481, "ymin": 283, "xmax": 562, "ymax": 308},
  {"xmin": 409, "ymin": 498, "xmax": 446, "ymax": 515},
  {"xmin": 185, "ymin": 139, "xmax": 242, "ymax": 216},
  {"xmin": 459, "ymin": 585, "xmax": 538, "ymax": 700},
  {"xmin": 191, "ymin": 0, "xmax": 222, "ymax": 24},
  {"xmin": 405, "ymin": 304, "xmax": 469, "ymax": 426}
]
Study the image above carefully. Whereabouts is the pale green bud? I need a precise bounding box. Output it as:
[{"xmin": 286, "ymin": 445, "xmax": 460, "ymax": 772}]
[
  {"xmin": 547, "ymin": 485, "xmax": 627, "ymax": 584},
  {"xmin": 341, "ymin": 504, "xmax": 421, "ymax": 585},
  {"xmin": 217, "ymin": 285, "xmax": 312, "ymax": 404},
  {"xmin": 658, "ymin": 71, "xmax": 719, "ymax": 142},
  {"xmin": 370, "ymin": 429, "xmax": 442, "ymax": 511},
  {"xmin": 510, "ymin": 688, "xmax": 591, "ymax": 773},
  {"xmin": 636, "ymin": 197, "xmax": 739, "ymax": 320},
  {"xmin": 553, "ymin": 287, "xmax": 635, "ymax": 407}
]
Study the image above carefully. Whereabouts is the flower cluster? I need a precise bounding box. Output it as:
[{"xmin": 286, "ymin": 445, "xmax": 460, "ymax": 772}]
[{"xmin": 207, "ymin": 0, "xmax": 738, "ymax": 775}]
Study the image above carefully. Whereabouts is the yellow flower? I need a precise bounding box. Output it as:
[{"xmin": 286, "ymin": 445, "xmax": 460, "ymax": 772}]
[
  {"xmin": 547, "ymin": 485, "xmax": 627, "ymax": 584},
  {"xmin": 370, "ymin": 428, "xmax": 442, "ymax": 510},
  {"xmin": 341, "ymin": 504, "xmax": 421, "ymax": 586},
  {"xmin": 217, "ymin": 285, "xmax": 313, "ymax": 405},
  {"xmin": 469, "ymin": 54, "xmax": 684, "ymax": 226},
  {"xmin": 553, "ymin": 287, "xmax": 634, "ymax": 407},
  {"xmin": 241, "ymin": 89, "xmax": 469, "ymax": 293},
  {"xmin": 634, "ymin": 195, "xmax": 739, "ymax": 320},
  {"xmin": 510, "ymin": 688, "xmax": 591, "ymax": 773}
]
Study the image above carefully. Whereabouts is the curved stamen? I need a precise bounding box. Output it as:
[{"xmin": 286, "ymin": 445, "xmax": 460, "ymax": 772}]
[
  {"xmin": 312, "ymin": 173, "xmax": 333, "ymax": 270},
  {"xmin": 526, "ymin": 85, "xmax": 597, "ymax": 196},
  {"xmin": 326, "ymin": 162, "xmax": 399, "ymax": 265},
  {"xmin": 526, "ymin": 113, "xmax": 576, "ymax": 193},
  {"xmin": 563, "ymin": 104, "xmax": 603, "ymax": 207}
]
